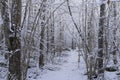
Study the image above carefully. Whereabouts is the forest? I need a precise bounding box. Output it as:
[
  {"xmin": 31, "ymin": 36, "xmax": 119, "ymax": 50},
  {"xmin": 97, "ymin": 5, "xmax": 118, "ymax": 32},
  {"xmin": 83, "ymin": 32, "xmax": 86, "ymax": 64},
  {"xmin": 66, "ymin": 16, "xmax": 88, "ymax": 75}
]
[{"xmin": 0, "ymin": 0, "xmax": 120, "ymax": 80}]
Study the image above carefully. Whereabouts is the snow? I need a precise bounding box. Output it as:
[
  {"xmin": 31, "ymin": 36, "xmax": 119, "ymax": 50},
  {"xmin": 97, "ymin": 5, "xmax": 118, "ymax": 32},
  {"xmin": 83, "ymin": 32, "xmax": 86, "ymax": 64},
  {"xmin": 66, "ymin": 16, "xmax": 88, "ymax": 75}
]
[
  {"xmin": 0, "ymin": 54, "xmax": 7, "ymax": 80},
  {"xmin": 105, "ymin": 71, "xmax": 118, "ymax": 80},
  {"xmin": 26, "ymin": 50, "xmax": 120, "ymax": 80},
  {"xmin": 39, "ymin": 50, "xmax": 87, "ymax": 80},
  {"xmin": 27, "ymin": 50, "xmax": 87, "ymax": 80},
  {"xmin": 0, "ymin": 50, "xmax": 120, "ymax": 80}
]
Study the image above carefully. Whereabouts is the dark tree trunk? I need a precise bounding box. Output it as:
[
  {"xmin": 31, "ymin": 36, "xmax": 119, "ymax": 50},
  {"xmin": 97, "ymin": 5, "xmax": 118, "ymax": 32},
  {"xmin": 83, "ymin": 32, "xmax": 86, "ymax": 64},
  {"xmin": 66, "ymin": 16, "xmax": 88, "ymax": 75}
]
[
  {"xmin": 97, "ymin": 2, "xmax": 106, "ymax": 78},
  {"xmin": 112, "ymin": 2, "xmax": 117, "ymax": 65},
  {"xmin": 39, "ymin": 54, "xmax": 44, "ymax": 68},
  {"xmin": 50, "ymin": 13, "xmax": 55, "ymax": 57},
  {"xmin": 8, "ymin": 0, "xmax": 21, "ymax": 80},
  {"xmin": 39, "ymin": 0, "xmax": 47, "ymax": 68},
  {"xmin": 1, "ymin": 0, "xmax": 11, "ymax": 51}
]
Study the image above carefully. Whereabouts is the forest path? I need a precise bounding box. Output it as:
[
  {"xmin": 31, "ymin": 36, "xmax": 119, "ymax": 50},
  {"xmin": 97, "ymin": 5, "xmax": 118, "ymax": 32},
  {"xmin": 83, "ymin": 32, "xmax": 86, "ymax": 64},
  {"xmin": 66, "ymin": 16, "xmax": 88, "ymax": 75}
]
[
  {"xmin": 39, "ymin": 50, "xmax": 87, "ymax": 80},
  {"xmin": 27, "ymin": 50, "xmax": 119, "ymax": 80}
]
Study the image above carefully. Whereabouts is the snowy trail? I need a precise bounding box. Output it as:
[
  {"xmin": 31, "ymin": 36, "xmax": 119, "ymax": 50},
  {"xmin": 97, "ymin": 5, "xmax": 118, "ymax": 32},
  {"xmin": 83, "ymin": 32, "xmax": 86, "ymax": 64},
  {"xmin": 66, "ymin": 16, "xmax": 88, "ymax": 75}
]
[
  {"xmin": 27, "ymin": 50, "xmax": 120, "ymax": 80},
  {"xmin": 39, "ymin": 50, "xmax": 87, "ymax": 80}
]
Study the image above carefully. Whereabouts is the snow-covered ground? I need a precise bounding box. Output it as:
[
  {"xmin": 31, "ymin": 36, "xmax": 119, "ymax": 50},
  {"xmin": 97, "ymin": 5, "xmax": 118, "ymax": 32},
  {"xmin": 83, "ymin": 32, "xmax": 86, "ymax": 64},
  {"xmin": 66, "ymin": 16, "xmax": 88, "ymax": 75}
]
[
  {"xmin": 39, "ymin": 50, "xmax": 87, "ymax": 80},
  {"xmin": 27, "ymin": 50, "xmax": 87, "ymax": 80},
  {"xmin": 27, "ymin": 50, "xmax": 120, "ymax": 80},
  {"xmin": 0, "ymin": 50, "xmax": 120, "ymax": 80}
]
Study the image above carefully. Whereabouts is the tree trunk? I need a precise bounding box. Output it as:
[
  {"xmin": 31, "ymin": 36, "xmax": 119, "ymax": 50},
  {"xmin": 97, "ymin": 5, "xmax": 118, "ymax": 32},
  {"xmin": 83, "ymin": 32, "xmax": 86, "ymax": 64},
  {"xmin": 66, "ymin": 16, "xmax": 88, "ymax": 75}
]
[
  {"xmin": 97, "ymin": 1, "xmax": 106, "ymax": 79},
  {"xmin": 39, "ymin": 0, "xmax": 47, "ymax": 68},
  {"xmin": 1, "ymin": 0, "xmax": 11, "ymax": 51},
  {"xmin": 112, "ymin": 2, "xmax": 117, "ymax": 65},
  {"xmin": 8, "ymin": 0, "xmax": 21, "ymax": 80}
]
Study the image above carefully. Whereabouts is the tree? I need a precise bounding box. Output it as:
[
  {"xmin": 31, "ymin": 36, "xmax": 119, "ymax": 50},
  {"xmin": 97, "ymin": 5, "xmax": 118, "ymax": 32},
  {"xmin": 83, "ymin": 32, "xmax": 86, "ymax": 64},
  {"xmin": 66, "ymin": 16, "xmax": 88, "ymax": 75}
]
[
  {"xmin": 7, "ymin": 0, "xmax": 21, "ymax": 80},
  {"xmin": 39, "ymin": 0, "xmax": 47, "ymax": 68},
  {"xmin": 97, "ymin": 0, "xmax": 106, "ymax": 79},
  {"xmin": 21, "ymin": 0, "xmax": 32, "ymax": 80},
  {"xmin": 1, "ymin": 0, "xmax": 10, "ymax": 53},
  {"xmin": 49, "ymin": 11, "xmax": 55, "ymax": 63},
  {"xmin": 112, "ymin": 1, "xmax": 117, "ymax": 66}
]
